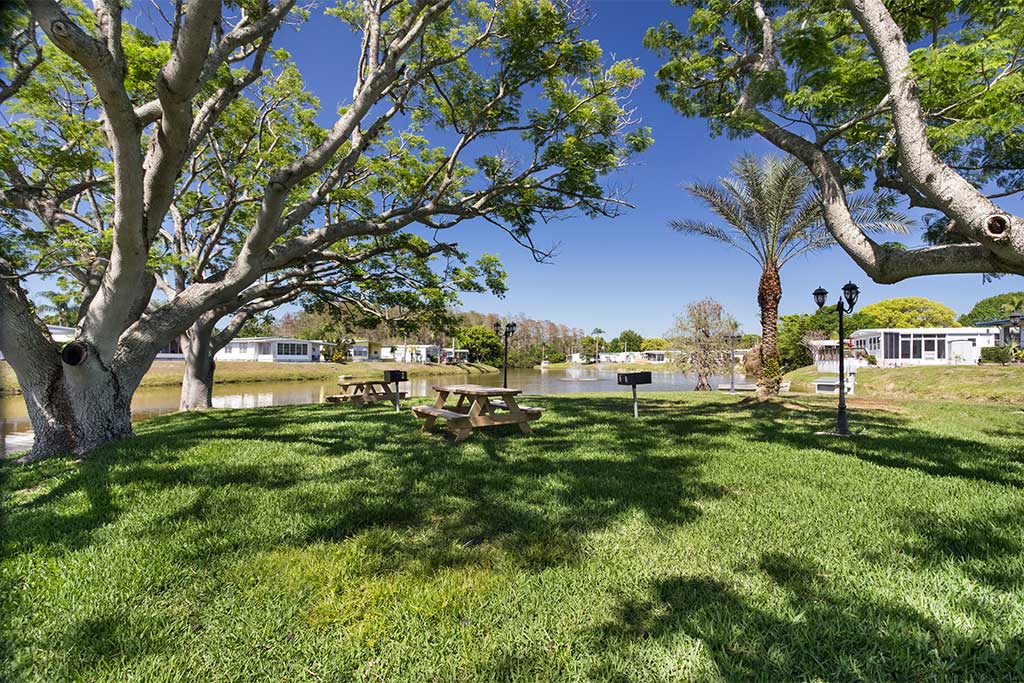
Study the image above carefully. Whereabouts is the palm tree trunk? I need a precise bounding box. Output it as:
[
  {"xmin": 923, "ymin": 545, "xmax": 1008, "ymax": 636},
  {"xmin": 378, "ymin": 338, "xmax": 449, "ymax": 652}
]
[{"xmin": 757, "ymin": 264, "xmax": 783, "ymax": 399}]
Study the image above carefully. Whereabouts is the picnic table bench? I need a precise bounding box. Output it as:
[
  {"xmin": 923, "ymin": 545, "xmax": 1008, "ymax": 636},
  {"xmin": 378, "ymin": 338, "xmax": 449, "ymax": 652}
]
[
  {"xmin": 412, "ymin": 384, "xmax": 543, "ymax": 443},
  {"xmin": 326, "ymin": 379, "xmax": 406, "ymax": 407}
]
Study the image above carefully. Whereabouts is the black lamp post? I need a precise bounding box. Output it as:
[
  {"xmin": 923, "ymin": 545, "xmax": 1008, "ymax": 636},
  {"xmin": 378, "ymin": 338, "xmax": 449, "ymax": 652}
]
[
  {"xmin": 813, "ymin": 281, "xmax": 860, "ymax": 436},
  {"xmin": 727, "ymin": 330, "xmax": 742, "ymax": 394},
  {"xmin": 493, "ymin": 321, "xmax": 517, "ymax": 388}
]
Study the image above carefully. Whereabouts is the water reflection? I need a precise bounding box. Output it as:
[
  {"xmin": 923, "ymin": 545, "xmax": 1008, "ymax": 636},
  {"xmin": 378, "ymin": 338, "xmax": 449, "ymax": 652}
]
[{"xmin": 1, "ymin": 367, "xmax": 746, "ymax": 456}]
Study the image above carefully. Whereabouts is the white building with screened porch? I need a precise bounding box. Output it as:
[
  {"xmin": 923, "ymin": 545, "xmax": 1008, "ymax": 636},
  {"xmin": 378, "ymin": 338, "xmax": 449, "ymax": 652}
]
[{"xmin": 849, "ymin": 327, "xmax": 997, "ymax": 367}]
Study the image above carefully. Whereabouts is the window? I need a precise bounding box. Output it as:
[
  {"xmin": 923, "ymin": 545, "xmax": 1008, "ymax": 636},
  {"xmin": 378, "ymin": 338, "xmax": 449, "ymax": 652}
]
[
  {"xmin": 912, "ymin": 339, "xmax": 922, "ymax": 358},
  {"xmin": 900, "ymin": 338, "xmax": 911, "ymax": 358},
  {"xmin": 924, "ymin": 339, "xmax": 935, "ymax": 352},
  {"xmin": 885, "ymin": 333, "xmax": 899, "ymax": 359},
  {"xmin": 160, "ymin": 340, "xmax": 181, "ymax": 354},
  {"xmin": 276, "ymin": 342, "xmax": 308, "ymax": 356},
  {"xmin": 937, "ymin": 340, "xmax": 945, "ymax": 359}
]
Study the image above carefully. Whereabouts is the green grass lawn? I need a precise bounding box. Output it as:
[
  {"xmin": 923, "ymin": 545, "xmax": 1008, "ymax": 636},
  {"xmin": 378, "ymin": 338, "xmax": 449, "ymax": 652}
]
[
  {"xmin": 786, "ymin": 363, "xmax": 1024, "ymax": 403},
  {"xmin": 3, "ymin": 394, "xmax": 1023, "ymax": 681}
]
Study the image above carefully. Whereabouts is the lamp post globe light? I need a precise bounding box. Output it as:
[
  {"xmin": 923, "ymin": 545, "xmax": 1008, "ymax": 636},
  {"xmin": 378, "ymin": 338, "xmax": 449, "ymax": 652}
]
[
  {"xmin": 493, "ymin": 321, "xmax": 517, "ymax": 388},
  {"xmin": 813, "ymin": 281, "xmax": 860, "ymax": 436}
]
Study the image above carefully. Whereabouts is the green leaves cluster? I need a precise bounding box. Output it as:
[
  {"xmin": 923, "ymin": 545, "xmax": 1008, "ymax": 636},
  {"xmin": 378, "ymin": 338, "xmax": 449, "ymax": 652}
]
[
  {"xmin": 454, "ymin": 324, "xmax": 503, "ymax": 363},
  {"xmin": 958, "ymin": 292, "xmax": 1024, "ymax": 325},
  {"xmin": 646, "ymin": 0, "xmax": 1024, "ymax": 196},
  {"xmin": 859, "ymin": 297, "xmax": 958, "ymax": 328}
]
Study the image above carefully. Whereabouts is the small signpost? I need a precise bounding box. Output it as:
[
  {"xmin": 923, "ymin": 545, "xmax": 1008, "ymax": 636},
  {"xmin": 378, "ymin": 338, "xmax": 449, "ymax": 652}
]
[
  {"xmin": 383, "ymin": 370, "xmax": 408, "ymax": 412},
  {"xmin": 617, "ymin": 371, "xmax": 652, "ymax": 418}
]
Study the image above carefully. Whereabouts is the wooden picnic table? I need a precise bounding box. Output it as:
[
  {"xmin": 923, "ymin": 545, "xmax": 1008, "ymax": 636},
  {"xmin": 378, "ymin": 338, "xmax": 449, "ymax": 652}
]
[
  {"xmin": 325, "ymin": 379, "xmax": 406, "ymax": 407},
  {"xmin": 411, "ymin": 384, "xmax": 543, "ymax": 443}
]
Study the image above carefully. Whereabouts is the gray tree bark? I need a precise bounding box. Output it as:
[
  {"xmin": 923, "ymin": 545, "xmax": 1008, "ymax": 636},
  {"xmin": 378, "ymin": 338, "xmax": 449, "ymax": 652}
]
[{"xmin": 179, "ymin": 317, "xmax": 217, "ymax": 411}]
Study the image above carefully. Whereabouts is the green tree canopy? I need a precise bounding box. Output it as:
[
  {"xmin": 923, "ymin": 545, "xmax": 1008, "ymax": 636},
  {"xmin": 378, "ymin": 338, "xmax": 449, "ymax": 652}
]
[
  {"xmin": 455, "ymin": 325, "xmax": 502, "ymax": 364},
  {"xmin": 237, "ymin": 313, "xmax": 275, "ymax": 338},
  {"xmin": 580, "ymin": 335, "xmax": 606, "ymax": 360},
  {"xmin": 646, "ymin": 0, "xmax": 1024, "ymax": 281},
  {"xmin": 607, "ymin": 329, "xmax": 644, "ymax": 353},
  {"xmin": 641, "ymin": 338, "xmax": 669, "ymax": 351},
  {"xmin": 858, "ymin": 298, "xmax": 957, "ymax": 328},
  {"xmin": 959, "ymin": 292, "xmax": 1024, "ymax": 325}
]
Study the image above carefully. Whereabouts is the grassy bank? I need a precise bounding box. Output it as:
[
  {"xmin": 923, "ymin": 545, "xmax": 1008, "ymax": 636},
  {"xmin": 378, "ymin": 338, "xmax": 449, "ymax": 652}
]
[
  {"xmin": 786, "ymin": 363, "xmax": 1024, "ymax": 403},
  {"xmin": 3, "ymin": 394, "xmax": 1023, "ymax": 681},
  {"xmin": 0, "ymin": 360, "xmax": 498, "ymax": 394}
]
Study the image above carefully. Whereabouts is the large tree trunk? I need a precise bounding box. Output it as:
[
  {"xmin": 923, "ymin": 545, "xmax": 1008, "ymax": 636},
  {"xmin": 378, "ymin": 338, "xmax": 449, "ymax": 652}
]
[
  {"xmin": 179, "ymin": 318, "xmax": 218, "ymax": 411},
  {"xmin": 7, "ymin": 345, "xmax": 136, "ymax": 462},
  {"xmin": 2, "ymin": 269, "xmax": 137, "ymax": 461},
  {"xmin": 757, "ymin": 264, "xmax": 783, "ymax": 400}
]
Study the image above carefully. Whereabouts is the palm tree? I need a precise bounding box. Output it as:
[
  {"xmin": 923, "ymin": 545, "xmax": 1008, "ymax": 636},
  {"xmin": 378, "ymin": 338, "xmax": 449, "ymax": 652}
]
[
  {"xmin": 1000, "ymin": 294, "xmax": 1024, "ymax": 316},
  {"xmin": 591, "ymin": 327, "xmax": 605, "ymax": 362},
  {"xmin": 671, "ymin": 154, "xmax": 908, "ymax": 398}
]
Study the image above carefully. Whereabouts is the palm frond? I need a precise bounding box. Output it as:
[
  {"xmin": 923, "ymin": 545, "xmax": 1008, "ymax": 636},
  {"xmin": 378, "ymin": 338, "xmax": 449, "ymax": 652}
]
[
  {"xmin": 847, "ymin": 193, "xmax": 913, "ymax": 234},
  {"xmin": 719, "ymin": 176, "xmax": 770, "ymax": 260},
  {"xmin": 685, "ymin": 182, "xmax": 747, "ymax": 234},
  {"xmin": 669, "ymin": 219, "xmax": 761, "ymax": 262}
]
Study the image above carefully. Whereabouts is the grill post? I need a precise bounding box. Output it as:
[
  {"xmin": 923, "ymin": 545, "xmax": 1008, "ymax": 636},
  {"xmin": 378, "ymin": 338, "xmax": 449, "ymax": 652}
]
[
  {"xmin": 383, "ymin": 370, "xmax": 408, "ymax": 413},
  {"xmin": 617, "ymin": 371, "xmax": 652, "ymax": 417}
]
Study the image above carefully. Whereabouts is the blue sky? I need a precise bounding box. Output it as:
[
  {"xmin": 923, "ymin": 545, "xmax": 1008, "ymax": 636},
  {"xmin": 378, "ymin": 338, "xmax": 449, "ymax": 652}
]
[{"xmin": 151, "ymin": 0, "xmax": 1022, "ymax": 338}]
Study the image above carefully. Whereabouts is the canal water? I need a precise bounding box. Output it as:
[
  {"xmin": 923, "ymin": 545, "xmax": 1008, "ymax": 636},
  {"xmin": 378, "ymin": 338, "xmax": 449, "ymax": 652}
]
[{"xmin": 1, "ymin": 367, "xmax": 747, "ymax": 456}]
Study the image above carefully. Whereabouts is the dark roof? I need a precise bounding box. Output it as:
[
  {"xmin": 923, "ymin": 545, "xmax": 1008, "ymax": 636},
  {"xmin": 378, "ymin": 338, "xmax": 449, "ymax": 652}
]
[{"xmin": 974, "ymin": 317, "xmax": 1022, "ymax": 326}]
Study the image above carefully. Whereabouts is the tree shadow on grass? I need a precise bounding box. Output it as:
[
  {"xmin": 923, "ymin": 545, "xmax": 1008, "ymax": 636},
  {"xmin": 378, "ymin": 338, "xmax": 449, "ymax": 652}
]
[
  {"xmin": 4, "ymin": 395, "xmax": 1024, "ymax": 680},
  {"xmin": 681, "ymin": 397, "xmax": 1024, "ymax": 490},
  {"xmin": 593, "ymin": 551, "xmax": 1024, "ymax": 681},
  {"xmin": 4, "ymin": 395, "xmax": 1020, "ymax": 575},
  {"xmin": 58, "ymin": 611, "xmax": 168, "ymax": 679},
  {"xmin": 2, "ymin": 454, "xmax": 116, "ymax": 553},
  {"xmin": 2, "ymin": 398, "xmax": 731, "ymax": 571},
  {"xmin": 895, "ymin": 505, "xmax": 1024, "ymax": 592}
]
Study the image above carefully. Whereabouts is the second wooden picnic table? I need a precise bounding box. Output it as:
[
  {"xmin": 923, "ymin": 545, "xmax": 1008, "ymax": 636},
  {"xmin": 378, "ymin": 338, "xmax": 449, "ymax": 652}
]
[
  {"xmin": 326, "ymin": 379, "xmax": 405, "ymax": 407},
  {"xmin": 412, "ymin": 384, "xmax": 543, "ymax": 442}
]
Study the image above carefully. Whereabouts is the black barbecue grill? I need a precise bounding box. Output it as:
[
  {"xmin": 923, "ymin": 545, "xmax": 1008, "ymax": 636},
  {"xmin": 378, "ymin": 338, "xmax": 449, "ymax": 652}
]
[{"xmin": 617, "ymin": 372, "xmax": 652, "ymax": 417}]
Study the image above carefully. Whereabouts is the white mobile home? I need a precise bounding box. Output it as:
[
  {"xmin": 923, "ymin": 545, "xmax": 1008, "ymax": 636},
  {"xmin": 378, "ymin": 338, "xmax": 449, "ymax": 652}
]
[
  {"xmin": 346, "ymin": 340, "xmax": 381, "ymax": 362},
  {"xmin": 381, "ymin": 344, "xmax": 441, "ymax": 363},
  {"xmin": 850, "ymin": 327, "xmax": 997, "ymax": 367},
  {"xmin": 598, "ymin": 351, "xmax": 645, "ymax": 363},
  {"xmin": 0, "ymin": 328, "xmax": 330, "ymax": 364},
  {"xmin": 442, "ymin": 348, "xmax": 470, "ymax": 363},
  {"xmin": 214, "ymin": 337, "xmax": 331, "ymax": 363}
]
